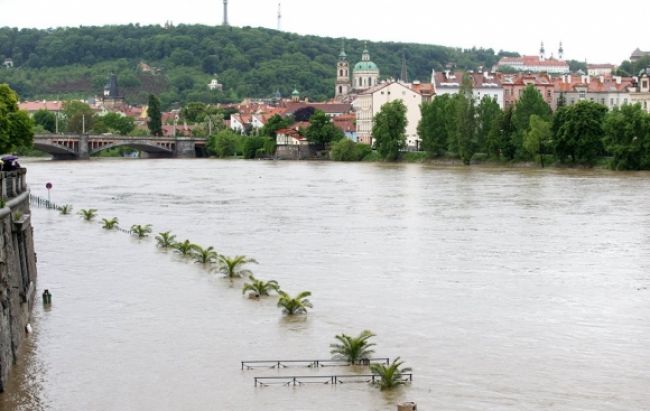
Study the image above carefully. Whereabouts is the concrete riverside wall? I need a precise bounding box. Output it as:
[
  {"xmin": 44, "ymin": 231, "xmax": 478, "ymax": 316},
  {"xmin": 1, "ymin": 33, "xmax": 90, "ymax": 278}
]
[{"xmin": 0, "ymin": 169, "xmax": 38, "ymax": 393}]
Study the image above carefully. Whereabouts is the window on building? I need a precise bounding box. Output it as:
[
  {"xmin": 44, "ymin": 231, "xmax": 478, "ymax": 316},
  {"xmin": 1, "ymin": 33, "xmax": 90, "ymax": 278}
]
[
  {"xmin": 339, "ymin": 69, "xmax": 343, "ymax": 77},
  {"xmin": 624, "ymin": 98, "xmax": 628, "ymax": 104},
  {"xmin": 610, "ymin": 98, "xmax": 614, "ymax": 106},
  {"xmin": 601, "ymin": 98, "xmax": 605, "ymax": 105},
  {"xmin": 643, "ymin": 80, "xmax": 648, "ymax": 89},
  {"xmin": 339, "ymin": 86, "xmax": 343, "ymax": 94},
  {"xmin": 547, "ymin": 90, "xmax": 552, "ymax": 98}
]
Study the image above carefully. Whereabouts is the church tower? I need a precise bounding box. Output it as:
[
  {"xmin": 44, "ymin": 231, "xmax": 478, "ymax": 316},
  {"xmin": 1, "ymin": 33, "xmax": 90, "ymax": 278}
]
[
  {"xmin": 352, "ymin": 43, "xmax": 380, "ymax": 92},
  {"xmin": 335, "ymin": 42, "xmax": 352, "ymax": 100},
  {"xmin": 540, "ymin": 41, "xmax": 546, "ymax": 61}
]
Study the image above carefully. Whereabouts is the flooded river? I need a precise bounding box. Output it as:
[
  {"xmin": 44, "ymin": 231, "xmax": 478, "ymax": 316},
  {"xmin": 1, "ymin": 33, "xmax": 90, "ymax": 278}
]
[{"xmin": 1, "ymin": 159, "xmax": 650, "ymax": 410}]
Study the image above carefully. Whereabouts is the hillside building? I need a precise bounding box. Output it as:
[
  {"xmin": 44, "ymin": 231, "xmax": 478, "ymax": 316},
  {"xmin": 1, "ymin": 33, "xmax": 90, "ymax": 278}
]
[
  {"xmin": 102, "ymin": 74, "xmax": 125, "ymax": 110},
  {"xmin": 554, "ymin": 74, "xmax": 632, "ymax": 110},
  {"xmin": 629, "ymin": 69, "xmax": 650, "ymax": 112},
  {"xmin": 353, "ymin": 81, "xmax": 423, "ymax": 149},
  {"xmin": 432, "ymin": 70, "xmax": 504, "ymax": 108},
  {"xmin": 494, "ymin": 42, "xmax": 569, "ymax": 74}
]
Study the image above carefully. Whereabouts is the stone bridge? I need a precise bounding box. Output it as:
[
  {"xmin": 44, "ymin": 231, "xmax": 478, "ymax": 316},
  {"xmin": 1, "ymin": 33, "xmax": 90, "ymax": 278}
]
[{"xmin": 33, "ymin": 134, "xmax": 207, "ymax": 160}]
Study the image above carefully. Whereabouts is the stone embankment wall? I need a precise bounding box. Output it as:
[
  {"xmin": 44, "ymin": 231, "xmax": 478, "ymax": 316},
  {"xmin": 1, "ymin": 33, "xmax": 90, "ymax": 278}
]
[{"xmin": 0, "ymin": 169, "xmax": 37, "ymax": 393}]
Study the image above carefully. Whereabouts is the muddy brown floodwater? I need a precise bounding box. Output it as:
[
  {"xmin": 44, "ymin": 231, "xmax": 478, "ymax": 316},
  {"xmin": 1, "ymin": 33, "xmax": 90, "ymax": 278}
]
[{"xmin": 1, "ymin": 158, "xmax": 649, "ymax": 411}]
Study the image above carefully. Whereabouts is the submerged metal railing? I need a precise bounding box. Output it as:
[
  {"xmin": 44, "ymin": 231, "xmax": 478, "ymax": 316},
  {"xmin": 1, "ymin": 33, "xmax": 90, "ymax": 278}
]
[
  {"xmin": 29, "ymin": 194, "xmax": 133, "ymax": 235},
  {"xmin": 241, "ymin": 358, "xmax": 390, "ymax": 370},
  {"xmin": 253, "ymin": 373, "xmax": 413, "ymax": 387}
]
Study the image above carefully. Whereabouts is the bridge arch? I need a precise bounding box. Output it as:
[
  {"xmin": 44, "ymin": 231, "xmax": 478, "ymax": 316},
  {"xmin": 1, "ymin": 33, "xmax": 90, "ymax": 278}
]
[
  {"xmin": 88, "ymin": 141, "xmax": 175, "ymax": 157},
  {"xmin": 32, "ymin": 141, "xmax": 78, "ymax": 159}
]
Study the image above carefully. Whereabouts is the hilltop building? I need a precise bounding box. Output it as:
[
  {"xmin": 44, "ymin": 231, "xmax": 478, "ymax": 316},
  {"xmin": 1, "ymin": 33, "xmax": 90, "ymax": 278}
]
[
  {"xmin": 494, "ymin": 42, "xmax": 569, "ymax": 74},
  {"xmin": 208, "ymin": 77, "xmax": 223, "ymax": 91}
]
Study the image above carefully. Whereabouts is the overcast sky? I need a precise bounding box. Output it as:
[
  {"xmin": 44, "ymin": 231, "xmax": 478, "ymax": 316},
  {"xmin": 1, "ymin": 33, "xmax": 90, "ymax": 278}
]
[{"xmin": 1, "ymin": 0, "xmax": 647, "ymax": 65}]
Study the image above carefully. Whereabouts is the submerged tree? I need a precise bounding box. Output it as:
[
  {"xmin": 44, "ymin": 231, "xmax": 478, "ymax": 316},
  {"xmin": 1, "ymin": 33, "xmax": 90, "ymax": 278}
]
[
  {"xmin": 131, "ymin": 224, "xmax": 152, "ymax": 238},
  {"xmin": 101, "ymin": 217, "xmax": 119, "ymax": 230},
  {"xmin": 277, "ymin": 290, "xmax": 312, "ymax": 315},
  {"xmin": 369, "ymin": 357, "xmax": 412, "ymax": 390},
  {"xmin": 59, "ymin": 204, "xmax": 72, "ymax": 215},
  {"xmin": 155, "ymin": 231, "xmax": 177, "ymax": 249},
  {"xmin": 192, "ymin": 245, "xmax": 219, "ymax": 265},
  {"xmin": 78, "ymin": 208, "xmax": 97, "ymax": 221},
  {"xmin": 174, "ymin": 239, "xmax": 198, "ymax": 256},
  {"xmin": 215, "ymin": 255, "xmax": 258, "ymax": 279},
  {"xmin": 329, "ymin": 330, "xmax": 376, "ymax": 364},
  {"xmin": 242, "ymin": 276, "xmax": 280, "ymax": 298}
]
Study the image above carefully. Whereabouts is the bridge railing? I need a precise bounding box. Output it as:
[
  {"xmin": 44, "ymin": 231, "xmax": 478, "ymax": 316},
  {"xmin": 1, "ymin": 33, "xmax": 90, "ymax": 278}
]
[{"xmin": 1, "ymin": 168, "xmax": 28, "ymax": 199}]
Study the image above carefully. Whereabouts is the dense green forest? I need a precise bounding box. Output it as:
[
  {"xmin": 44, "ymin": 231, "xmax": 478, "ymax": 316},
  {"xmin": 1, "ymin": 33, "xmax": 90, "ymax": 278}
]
[{"xmin": 0, "ymin": 24, "xmax": 515, "ymax": 108}]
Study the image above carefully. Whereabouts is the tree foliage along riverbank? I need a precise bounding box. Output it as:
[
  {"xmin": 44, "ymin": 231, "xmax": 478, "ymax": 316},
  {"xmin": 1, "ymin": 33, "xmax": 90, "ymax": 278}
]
[
  {"xmin": 0, "ymin": 24, "xmax": 514, "ymax": 107},
  {"xmin": 417, "ymin": 82, "xmax": 650, "ymax": 170}
]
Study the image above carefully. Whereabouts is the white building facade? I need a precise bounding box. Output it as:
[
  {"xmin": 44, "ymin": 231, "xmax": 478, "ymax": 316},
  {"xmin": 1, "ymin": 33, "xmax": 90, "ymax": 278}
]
[
  {"xmin": 432, "ymin": 71, "xmax": 504, "ymax": 108},
  {"xmin": 353, "ymin": 81, "xmax": 423, "ymax": 149}
]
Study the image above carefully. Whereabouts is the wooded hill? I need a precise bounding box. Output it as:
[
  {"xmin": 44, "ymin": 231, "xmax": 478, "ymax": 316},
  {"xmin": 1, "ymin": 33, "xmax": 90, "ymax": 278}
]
[{"xmin": 0, "ymin": 24, "xmax": 517, "ymax": 108}]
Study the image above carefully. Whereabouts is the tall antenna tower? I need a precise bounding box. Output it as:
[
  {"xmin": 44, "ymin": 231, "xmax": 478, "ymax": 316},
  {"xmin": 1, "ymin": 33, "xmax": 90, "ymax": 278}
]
[
  {"xmin": 223, "ymin": 0, "xmax": 229, "ymax": 26},
  {"xmin": 277, "ymin": 2, "xmax": 282, "ymax": 31}
]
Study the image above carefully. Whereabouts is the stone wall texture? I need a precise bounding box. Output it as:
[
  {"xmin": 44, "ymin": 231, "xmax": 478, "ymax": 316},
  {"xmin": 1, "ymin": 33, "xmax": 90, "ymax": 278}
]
[{"xmin": 0, "ymin": 170, "xmax": 37, "ymax": 393}]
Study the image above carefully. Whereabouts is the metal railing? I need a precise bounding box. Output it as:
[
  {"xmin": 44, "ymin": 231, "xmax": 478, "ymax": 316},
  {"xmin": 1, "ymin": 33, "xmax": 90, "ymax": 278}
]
[
  {"xmin": 29, "ymin": 194, "xmax": 133, "ymax": 235},
  {"xmin": 241, "ymin": 358, "xmax": 390, "ymax": 370},
  {"xmin": 253, "ymin": 373, "xmax": 413, "ymax": 387}
]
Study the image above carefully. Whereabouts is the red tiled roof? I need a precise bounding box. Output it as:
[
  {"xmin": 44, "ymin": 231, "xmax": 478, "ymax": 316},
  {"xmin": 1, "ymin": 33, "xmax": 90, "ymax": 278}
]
[
  {"xmin": 18, "ymin": 101, "xmax": 64, "ymax": 112},
  {"xmin": 497, "ymin": 55, "xmax": 569, "ymax": 68},
  {"xmin": 434, "ymin": 72, "xmax": 501, "ymax": 88},
  {"xmin": 284, "ymin": 102, "xmax": 353, "ymax": 115},
  {"xmin": 552, "ymin": 75, "xmax": 633, "ymax": 93},
  {"xmin": 276, "ymin": 128, "xmax": 305, "ymax": 140}
]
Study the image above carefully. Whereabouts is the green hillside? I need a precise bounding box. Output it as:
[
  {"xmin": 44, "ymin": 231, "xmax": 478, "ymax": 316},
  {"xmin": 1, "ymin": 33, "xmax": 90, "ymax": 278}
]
[{"xmin": 0, "ymin": 24, "xmax": 515, "ymax": 108}]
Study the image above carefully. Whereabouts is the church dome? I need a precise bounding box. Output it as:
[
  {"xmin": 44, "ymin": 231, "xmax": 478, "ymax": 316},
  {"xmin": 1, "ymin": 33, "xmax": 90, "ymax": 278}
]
[
  {"xmin": 353, "ymin": 45, "xmax": 379, "ymax": 73},
  {"xmin": 353, "ymin": 61, "xmax": 379, "ymax": 72}
]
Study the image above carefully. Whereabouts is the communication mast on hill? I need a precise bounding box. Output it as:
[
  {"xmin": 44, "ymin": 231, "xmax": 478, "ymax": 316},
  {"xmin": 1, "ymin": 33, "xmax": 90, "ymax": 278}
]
[
  {"xmin": 277, "ymin": 2, "xmax": 282, "ymax": 31},
  {"xmin": 223, "ymin": 0, "xmax": 229, "ymax": 26}
]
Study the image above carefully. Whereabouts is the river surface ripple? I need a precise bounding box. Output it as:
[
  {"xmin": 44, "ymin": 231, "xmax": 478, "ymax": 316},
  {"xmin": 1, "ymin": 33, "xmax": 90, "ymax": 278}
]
[{"xmin": 1, "ymin": 159, "xmax": 650, "ymax": 411}]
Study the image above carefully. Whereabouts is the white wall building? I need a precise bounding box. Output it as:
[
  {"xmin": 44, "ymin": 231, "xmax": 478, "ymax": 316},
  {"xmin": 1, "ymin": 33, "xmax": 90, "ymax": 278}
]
[
  {"xmin": 432, "ymin": 70, "xmax": 504, "ymax": 108},
  {"xmin": 353, "ymin": 81, "xmax": 423, "ymax": 149},
  {"xmin": 554, "ymin": 74, "xmax": 633, "ymax": 110}
]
